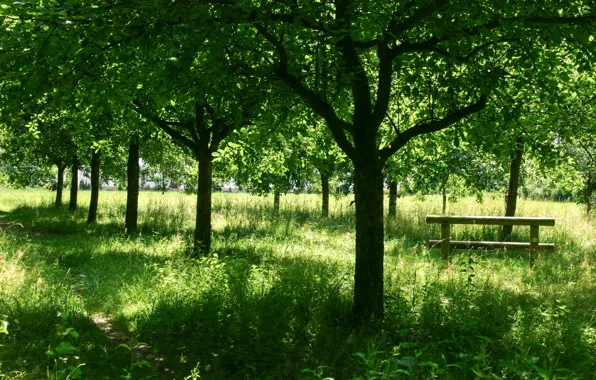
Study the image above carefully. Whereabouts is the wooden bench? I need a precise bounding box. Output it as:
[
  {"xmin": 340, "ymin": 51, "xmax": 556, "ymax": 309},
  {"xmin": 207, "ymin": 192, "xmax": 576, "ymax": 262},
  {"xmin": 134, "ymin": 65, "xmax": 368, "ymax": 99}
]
[{"xmin": 426, "ymin": 215, "xmax": 555, "ymax": 266}]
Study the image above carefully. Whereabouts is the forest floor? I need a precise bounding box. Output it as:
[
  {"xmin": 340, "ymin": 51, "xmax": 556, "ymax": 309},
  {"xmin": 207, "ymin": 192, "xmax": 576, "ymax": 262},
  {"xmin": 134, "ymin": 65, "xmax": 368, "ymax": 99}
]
[{"xmin": 0, "ymin": 189, "xmax": 595, "ymax": 379}]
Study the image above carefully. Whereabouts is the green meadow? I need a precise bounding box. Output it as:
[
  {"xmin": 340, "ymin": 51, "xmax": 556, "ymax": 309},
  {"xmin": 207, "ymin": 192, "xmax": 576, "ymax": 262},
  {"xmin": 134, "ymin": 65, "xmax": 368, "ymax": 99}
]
[{"xmin": 0, "ymin": 189, "xmax": 595, "ymax": 379}]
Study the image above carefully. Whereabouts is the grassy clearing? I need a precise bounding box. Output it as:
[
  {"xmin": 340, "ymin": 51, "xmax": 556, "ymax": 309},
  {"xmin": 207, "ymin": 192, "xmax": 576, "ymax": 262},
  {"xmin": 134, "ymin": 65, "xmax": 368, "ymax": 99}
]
[{"xmin": 0, "ymin": 188, "xmax": 595, "ymax": 379}]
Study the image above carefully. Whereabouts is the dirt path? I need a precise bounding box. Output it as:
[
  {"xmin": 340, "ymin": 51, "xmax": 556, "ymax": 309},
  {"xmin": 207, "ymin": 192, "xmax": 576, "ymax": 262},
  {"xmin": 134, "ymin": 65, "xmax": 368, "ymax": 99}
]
[{"xmin": 92, "ymin": 314, "xmax": 171, "ymax": 375}]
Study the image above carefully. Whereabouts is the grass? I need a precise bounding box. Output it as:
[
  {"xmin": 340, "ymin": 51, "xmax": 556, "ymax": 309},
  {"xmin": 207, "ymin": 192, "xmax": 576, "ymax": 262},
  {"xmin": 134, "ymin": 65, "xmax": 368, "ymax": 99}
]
[{"xmin": 0, "ymin": 188, "xmax": 595, "ymax": 379}]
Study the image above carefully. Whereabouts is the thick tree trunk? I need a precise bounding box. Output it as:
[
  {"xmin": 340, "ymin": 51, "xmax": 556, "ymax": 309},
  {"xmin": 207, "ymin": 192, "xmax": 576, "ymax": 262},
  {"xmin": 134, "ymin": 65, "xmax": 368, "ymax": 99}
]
[
  {"xmin": 501, "ymin": 136, "xmax": 524, "ymax": 240},
  {"xmin": 388, "ymin": 180, "xmax": 397, "ymax": 218},
  {"xmin": 125, "ymin": 138, "xmax": 140, "ymax": 232},
  {"xmin": 353, "ymin": 164, "xmax": 385, "ymax": 323},
  {"xmin": 87, "ymin": 149, "xmax": 101, "ymax": 223},
  {"xmin": 55, "ymin": 165, "xmax": 65, "ymax": 208},
  {"xmin": 194, "ymin": 157, "xmax": 212, "ymax": 254},
  {"xmin": 321, "ymin": 174, "xmax": 330, "ymax": 217},
  {"xmin": 69, "ymin": 156, "xmax": 79, "ymax": 212},
  {"xmin": 273, "ymin": 188, "xmax": 281, "ymax": 214},
  {"xmin": 587, "ymin": 177, "xmax": 592, "ymax": 216}
]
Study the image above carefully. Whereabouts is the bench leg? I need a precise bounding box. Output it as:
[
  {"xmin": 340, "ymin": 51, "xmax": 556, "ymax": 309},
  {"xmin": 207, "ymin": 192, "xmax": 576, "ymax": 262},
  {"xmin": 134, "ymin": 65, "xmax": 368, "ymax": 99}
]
[
  {"xmin": 441, "ymin": 223, "xmax": 451, "ymax": 262},
  {"xmin": 530, "ymin": 225, "xmax": 539, "ymax": 267}
]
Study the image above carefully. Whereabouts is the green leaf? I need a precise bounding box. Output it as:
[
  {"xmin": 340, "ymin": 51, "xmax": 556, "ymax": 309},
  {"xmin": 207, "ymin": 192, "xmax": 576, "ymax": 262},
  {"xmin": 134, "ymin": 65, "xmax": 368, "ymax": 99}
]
[
  {"xmin": 529, "ymin": 363, "xmax": 548, "ymax": 379},
  {"xmin": 118, "ymin": 343, "xmax": 132, "ymax": 351},
  {"xmin": 55, "ymin": 341, "xmax": 76, "ymax": 355}
]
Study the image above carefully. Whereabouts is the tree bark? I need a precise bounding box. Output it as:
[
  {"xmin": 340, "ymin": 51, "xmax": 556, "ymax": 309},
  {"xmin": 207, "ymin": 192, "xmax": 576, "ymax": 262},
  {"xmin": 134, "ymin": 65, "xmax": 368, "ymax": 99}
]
[
  {"xmin": 442, "ymin": 183, "xmax": 447, "ymax": 215},
  {"xmin": 587, "ymin": 176, "xmax": 592, "ymax": 216},
  {"xmin": 87, "ymin": 149, "xmax": 101, "ymax": 223},
  {"xmin": 273, "ymin": 187, "xmax": 281, "ymax": 214},
  {"xmin": 353, "ymin": 163, "xmax": 385, "ymax": 323},
  {"xmin": 321, "ymin": 173, "xmax": 330, "ymax": 217},
  {"xmin": 69, "ymin": 156, "xmax": 79, "ymax": 212},
  {"xmin": 501, "ymin": 136, "xmax": 524, "ymax": 240},
  {"xmin": 125, "ymin": 138, "xmax": 140, "ymax": 232},
  {"xmin": 388, "ymin": 180, "xmax": 397, "ymax": 218},
  {"xmin": 55, "ymin": 165, "xmax": 65, "ymax": 208},
  {"xmin": 194, "ymin": 157, "xmax": 212, "ymax": 254}
]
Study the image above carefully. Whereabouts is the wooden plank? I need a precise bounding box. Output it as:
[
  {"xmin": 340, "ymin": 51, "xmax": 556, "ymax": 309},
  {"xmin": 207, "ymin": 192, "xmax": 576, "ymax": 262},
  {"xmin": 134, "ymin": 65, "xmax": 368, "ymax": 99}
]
[
  {"xmin": 530, "ymin": 225, "xmax": 539, "ymax": 267},
  {"xmin": 428, "ymin": 240, "xmax": 555, "ymax": 252},
  {"xmin": 426, "ymin": 215, "xmax": 555, "ymax": 226},
  {"xmin": 440, "ymin": 223, "xmax": 450, "ymax": 261}
]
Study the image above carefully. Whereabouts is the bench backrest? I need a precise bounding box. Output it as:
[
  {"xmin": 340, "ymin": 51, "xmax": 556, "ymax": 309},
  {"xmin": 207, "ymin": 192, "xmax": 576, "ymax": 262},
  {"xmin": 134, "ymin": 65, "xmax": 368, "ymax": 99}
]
[{"xmin": 425, "ymin": 215, "xmax": 555, "ymax": 227}]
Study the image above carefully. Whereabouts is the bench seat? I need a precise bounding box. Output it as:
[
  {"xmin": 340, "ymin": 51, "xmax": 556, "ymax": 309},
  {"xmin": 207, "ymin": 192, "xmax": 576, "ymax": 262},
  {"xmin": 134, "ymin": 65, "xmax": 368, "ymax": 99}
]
[{"xmin": 428, "ymin": 240, "xmax": 555, "ymax": 252}]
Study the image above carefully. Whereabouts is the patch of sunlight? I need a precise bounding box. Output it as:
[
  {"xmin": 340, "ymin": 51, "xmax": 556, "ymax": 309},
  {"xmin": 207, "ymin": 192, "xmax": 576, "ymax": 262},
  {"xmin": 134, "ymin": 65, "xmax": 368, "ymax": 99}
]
[
  {"xmin": 121, "ymin": 301, "xmax": 150, "ymax": 320},
  {"xmin": 0, "ymin": 251, "xmax": 27, "ymax": 293}
]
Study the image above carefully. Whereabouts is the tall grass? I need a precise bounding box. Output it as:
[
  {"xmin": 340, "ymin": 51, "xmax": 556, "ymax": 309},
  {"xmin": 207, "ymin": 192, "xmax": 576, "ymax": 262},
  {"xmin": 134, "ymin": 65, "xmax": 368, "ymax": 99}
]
[{"xmin": 0, "ymin": 188, "xmax": 595, "ymax": 379}]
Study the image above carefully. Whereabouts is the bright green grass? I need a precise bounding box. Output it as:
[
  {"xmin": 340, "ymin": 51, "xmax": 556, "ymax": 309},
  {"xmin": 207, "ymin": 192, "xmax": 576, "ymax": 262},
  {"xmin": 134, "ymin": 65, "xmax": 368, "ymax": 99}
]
[{"xmin": 0, "ymin": 188, "xmax": 595, "ymax": 379}]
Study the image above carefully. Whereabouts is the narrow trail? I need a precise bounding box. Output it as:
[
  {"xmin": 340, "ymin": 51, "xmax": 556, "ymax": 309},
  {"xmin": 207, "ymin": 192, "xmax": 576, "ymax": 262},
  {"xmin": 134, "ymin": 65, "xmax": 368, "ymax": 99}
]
[{"xmin": 92, "ymin": 314, "xmax": 171, "ymax": 375}]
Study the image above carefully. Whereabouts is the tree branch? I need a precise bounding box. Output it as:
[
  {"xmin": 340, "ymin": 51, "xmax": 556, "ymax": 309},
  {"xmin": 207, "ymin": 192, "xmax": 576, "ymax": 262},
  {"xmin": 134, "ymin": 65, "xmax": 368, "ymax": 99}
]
[
  {"xmin": 130, "ymin": 101, "xmax": 199, "ymax": 157},
  {"xmin": 379, "ymin": 94, "xmax": 488, "ymax": 163},
  {"xmin": 391, "ymin": 15, "xmax": 596, "ymax": 59},
  {"xmin": 254, "ymin": 23, "xmax": 360, "ymax": 162},
  {"xmin": 429, "ymin": 38, "xmax": 520, "ymax": 62},
  {"xmin": 371, "ymin": 42, "xmax": 393, "ymax": 128},
  {"xmin": 387, "ymin": 0, "xmax": 450, "ymax": 38}
]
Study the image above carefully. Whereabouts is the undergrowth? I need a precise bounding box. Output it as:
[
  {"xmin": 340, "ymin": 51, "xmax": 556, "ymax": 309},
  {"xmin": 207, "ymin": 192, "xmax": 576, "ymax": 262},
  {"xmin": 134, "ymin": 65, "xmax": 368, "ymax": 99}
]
[{"xmin": 0, "ymin": 188, "xmax": 595, "ymax": 379}]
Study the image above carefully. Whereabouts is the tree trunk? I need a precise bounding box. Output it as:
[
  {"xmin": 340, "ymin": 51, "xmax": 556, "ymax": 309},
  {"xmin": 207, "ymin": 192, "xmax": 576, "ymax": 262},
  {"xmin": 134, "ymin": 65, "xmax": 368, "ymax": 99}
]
[
  {"xmin": 388, "ymin": 180, "xmax": 397, "ymax": 218},
  {"xmin": 69, "ymin": 156, "xmax": 79, "ymax": 212},
  {"xmin": 353, "ymin": 164, "xmax": 385, "ymax": 323},
  {"xmin": 501, "ymin": 136, "xmax": 524, "ymax": 240},
  {"xmin": 55, "ymin": 165, "xmax": 65, "ymax": 208},
  {"xmin": 442, "ymin": 183, "xmax": 447, "ymax": 215},
  {"xmin": 87, "ymin": 149, "xmax": 101, "ymax": 224},
  {"xmin": 587, "ymin": 176, "xmax": 592, "ymax": 216},
  {"xmin": 194, "ymin": 157, "xmax": 212, "ymax": 254},
  {"xmin": 125, "ymin": 138, "xmax": 140, "ymax": 232},
  {"xmin": 321, "ymin": 173, "xmax": 330, "ymax": 217},
  {"xmin": 273, "ymin": 187, "xmax": 281, "ymax": 214}
]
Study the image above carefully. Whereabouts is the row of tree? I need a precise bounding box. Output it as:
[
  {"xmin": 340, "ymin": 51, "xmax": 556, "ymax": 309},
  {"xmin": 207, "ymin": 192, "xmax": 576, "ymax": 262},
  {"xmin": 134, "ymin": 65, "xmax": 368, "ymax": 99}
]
[{"xmin": 0, "ymin": 0, "xmax": 595, "ymax": 322}]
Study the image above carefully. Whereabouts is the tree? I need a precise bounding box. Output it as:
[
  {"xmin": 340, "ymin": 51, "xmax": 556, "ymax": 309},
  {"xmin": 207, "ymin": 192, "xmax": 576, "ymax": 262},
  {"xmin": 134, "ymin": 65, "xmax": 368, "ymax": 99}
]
[
  {"xmin": 238, "ymin": 0, "xmax": 596, "ymax": 321},
  {"xmin": 389, "ymin": 130, "xmax": 506, "ymax": 214},
  {"xmin": 227, "ymin": 127, "xmax": 312, "ymax": 213},
  {"xmin": 2, "ymin": 0, "xmax": 594, "ymax": 323},
  {"xmin": 0, "ymin": 101, "xmax": 79, "ymax": 207},
  {"xmin": 302, "ymin": 120, "xmax": 348, "ymax": 217},
  {"xmin": 128, "ymin": 53, "xmax": 270, "ymax": 252}
]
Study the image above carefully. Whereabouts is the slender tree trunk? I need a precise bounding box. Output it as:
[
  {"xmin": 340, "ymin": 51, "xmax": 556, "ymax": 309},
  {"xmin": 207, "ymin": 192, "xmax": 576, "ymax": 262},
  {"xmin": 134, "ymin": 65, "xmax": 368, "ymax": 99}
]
[
  {"xmin": 87, "ymin": 149, "xmax": 101, "ymax": 224},
  {"xmin": 587, "ymin": 176, "xmax": 592, "ymax": 216},
  {"xmin": 69, "ymin": 156, "xmax": 79, "ymax": 212},
  {"xmin": 501, "ymin": 136, "xmax": 524, "ymax": 240},
  {"xmin": 388, "ymin": 180, "xmax": 397, "ymax": 218},
  {"xmin": 125, "ymin": 138, "xmax": 140, "ymax": 232},
  {"xmin": 55, "ymin": 165, "xmax": 65, "ymax": 208},
  {"xmin": 321, "ymin": 173, "xmax": 330, "ymax": 217},
  {"xmin": 353, "ymin": 163, "xmax": 385, "ymax": 323},
  {"xmin": 194, "ymin": 157, "xmax": 212, "ymax": 254},
  {"xmin": 273, "ymin": 187, "xmax": 281, "ymax": 214},
  {"xmin": 442, "ymin": 183, "xmax": 447, "ymax": 215}
]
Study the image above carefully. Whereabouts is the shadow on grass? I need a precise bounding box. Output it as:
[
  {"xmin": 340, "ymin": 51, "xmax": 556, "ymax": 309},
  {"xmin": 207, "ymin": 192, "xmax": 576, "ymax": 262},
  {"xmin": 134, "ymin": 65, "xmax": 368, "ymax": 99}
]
[
  {"xmin": 130, "ymin": 254, "xmax": 359, "ymax": 380},
  {"xmin": 0, "ymin": 287, "xmax": 160, "ymax": 379},
  {"xmin": 122, "ymin": 250, "xmax": 596, "ymax": 379},
  {"xmin": 3, "ymin": 201, "xmax": 596, "ymax": 378},
  {"xmin": 12, "ymin": 234, "xmax": 176, "ymax": 316},
  {"xmin": 0, "ymin": 203, "xmax": 192, "ymax": 241}
]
